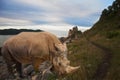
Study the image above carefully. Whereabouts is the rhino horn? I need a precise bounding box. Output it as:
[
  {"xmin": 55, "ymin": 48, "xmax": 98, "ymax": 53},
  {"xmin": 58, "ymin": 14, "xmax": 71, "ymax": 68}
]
[{"xmin": 66, "ymin": 66, "xmax": 80, "ymax": 74}]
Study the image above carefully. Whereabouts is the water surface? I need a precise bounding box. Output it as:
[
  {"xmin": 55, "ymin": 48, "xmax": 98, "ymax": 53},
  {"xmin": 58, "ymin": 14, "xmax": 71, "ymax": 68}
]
[{"xmin": 0, "ymin": 35, "xmax": 13, "ymax": 47}]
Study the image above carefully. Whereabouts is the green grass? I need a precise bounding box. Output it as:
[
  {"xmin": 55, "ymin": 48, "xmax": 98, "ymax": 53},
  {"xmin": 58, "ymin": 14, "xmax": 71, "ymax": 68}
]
[
  {"xmin": 84, "ymin": 5, "xmax": 120, "ymax": 79},
  {"xmin": 57, "ymin": 30, "xmax": 120, "ymax": 80},
  {"xmin": 61, "ymin": 37, "xmax": 104, "ymax": 80},
  {"xmin": 89, "ymin": 35, "xmax": 120, "ymax": 80},
  {"xmin": 42, "ymin": 33, "xmax": 120, "ymax": 80}
]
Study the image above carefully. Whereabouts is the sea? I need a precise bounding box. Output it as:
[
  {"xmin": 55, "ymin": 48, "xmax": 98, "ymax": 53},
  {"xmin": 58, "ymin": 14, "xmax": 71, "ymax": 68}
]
[{"xmin": 0, "ymin": 35, "xmax": 13, "ymax": 47}]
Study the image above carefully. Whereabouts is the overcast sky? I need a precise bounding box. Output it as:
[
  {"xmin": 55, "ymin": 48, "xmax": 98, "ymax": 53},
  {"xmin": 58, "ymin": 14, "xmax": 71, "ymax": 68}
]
[{"xmin": 0, "ymin": 0, "xmax": 114, "ymax": 37}]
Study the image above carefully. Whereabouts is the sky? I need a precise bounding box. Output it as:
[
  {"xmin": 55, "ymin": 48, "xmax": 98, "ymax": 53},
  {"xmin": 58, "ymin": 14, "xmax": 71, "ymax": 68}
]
[{"xmin": 0, "ymin": 0, "xmax": 114, "ymax": 37}]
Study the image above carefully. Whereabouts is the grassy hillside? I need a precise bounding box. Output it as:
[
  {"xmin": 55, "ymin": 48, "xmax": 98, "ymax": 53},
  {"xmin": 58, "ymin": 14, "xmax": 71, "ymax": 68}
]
[
  {"xmin": 58, "ymin": 0, "xmax": 120, "ymax": 80},
  {"xmin": 84, "ymin": 0, "xmax": 120, "ymax": 79},
  {"xmin": 84, "ymin": 0, "xmax": 120, "ymax": 80},
  {"xmin": 66, "ymin": 37, "xmax": 104, "ymax": 80},
  {"xmin": 50, "ymin": 36, "xmax": 104, "ymax": 80}
]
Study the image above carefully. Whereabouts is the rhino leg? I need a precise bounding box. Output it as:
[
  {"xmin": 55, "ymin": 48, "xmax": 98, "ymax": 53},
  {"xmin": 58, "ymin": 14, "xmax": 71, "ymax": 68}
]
[
  {"xmin": 15, "ymin": 61, "xmax": 23, "ymax": 78},
  {"xmin": 2, "ymin": 48, "xmax": 16, "ymax": 77},
  {"xmin": 2, "ymin": 48, "xmax": 23, "ymax": 78},
  {"xmin": 32, "ymin": 57, "xmax": 45, "ymax": 71}
]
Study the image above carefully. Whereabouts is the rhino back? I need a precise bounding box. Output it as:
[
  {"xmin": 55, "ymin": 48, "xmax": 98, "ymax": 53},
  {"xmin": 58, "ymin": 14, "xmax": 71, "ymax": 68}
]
[{"xmin": 3, "ymin": 32, "xmax": 61, "ymax": 64}]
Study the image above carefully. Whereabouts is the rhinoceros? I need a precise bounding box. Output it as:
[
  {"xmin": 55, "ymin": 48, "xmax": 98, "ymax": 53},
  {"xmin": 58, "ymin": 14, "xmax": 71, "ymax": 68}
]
[{"xmin": 1, "ymin": 32, "xmax": 79, "ymax": 78}]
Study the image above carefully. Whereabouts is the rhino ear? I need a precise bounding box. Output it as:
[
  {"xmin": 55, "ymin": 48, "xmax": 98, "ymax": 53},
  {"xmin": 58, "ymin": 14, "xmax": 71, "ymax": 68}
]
[
  {"xmin": 55, "ymin": 43, "xmax": 67, "ymax": 52},
  {"xmin": 55, "ymin": 44, "xmax": 62, "ymax": 51}
]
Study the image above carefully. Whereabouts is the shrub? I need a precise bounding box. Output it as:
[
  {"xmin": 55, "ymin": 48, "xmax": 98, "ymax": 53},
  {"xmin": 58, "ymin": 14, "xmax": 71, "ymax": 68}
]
[{"xmin": 106, "ymin": 31, "xmax": 119, "ymax": 39}]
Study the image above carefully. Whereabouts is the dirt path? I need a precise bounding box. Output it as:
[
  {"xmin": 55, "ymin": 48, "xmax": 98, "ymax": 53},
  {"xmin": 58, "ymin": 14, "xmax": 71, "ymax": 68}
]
[{"xmin": 88, "ymin": 40, "xmax": 112, "ymax": 80}]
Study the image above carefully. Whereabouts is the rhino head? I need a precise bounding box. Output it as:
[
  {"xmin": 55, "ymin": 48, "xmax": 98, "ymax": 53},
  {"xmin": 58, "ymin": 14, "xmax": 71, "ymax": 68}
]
[{"xmin": 52, "ymin": 43, "xmax": 79, "ymax": 75}]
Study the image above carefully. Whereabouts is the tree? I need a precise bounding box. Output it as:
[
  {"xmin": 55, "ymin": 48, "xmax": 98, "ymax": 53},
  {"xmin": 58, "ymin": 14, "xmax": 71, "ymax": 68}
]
[
  {"xmin": 116, "ymin": 0, "xmax": 120, "ymax": 4},
  {"xmin": 108, "ymin": 6, "xmax": 113, "ymax": 12},
  {"xmin": 102, "ymin": 9, "xmax": 108, "ymax": 15},
  {"xmin": 113, "ymin": 1, "xmax": 118, "ymax": 12}
]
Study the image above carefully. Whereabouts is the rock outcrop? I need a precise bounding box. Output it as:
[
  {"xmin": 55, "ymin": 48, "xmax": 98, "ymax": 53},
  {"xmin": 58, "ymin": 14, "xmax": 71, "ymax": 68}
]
[
  {"xmin": 68, "ymin": 26, "xmax": 82, "ymax": 41},
  {"xmin": 59, "ymin": 26, "xmax": 82, "ymax": 43}
]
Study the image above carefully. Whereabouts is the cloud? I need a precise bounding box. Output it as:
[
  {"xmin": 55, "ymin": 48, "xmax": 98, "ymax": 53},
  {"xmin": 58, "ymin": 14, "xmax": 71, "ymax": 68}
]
[
  {"xmin": 0, "ymin": 17, "xmax": 33, "ymax": 26},
  {"xmin": 0, "ymin": 0, "xmax": 114, "ymax": 29},
  {"xmin": 0, "ymin": 0, "xmax": 114, "ymax": 37},
  {"xmin": 13, "ymin": 0, "xmax": 102, "ymax": 18}
]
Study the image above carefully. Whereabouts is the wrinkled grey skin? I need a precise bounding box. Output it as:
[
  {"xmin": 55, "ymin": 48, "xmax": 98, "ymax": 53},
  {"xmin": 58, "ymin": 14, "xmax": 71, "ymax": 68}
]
[{"xmin": 1, "ymin": 32, "xmax": 79, "ymax": 78}]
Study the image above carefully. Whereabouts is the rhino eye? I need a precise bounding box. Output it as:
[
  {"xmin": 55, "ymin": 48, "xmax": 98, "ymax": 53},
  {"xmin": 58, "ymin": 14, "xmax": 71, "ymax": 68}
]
[{"xmin": 58, "ymin": 63, "xmax": 61, "ymax": 66}]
